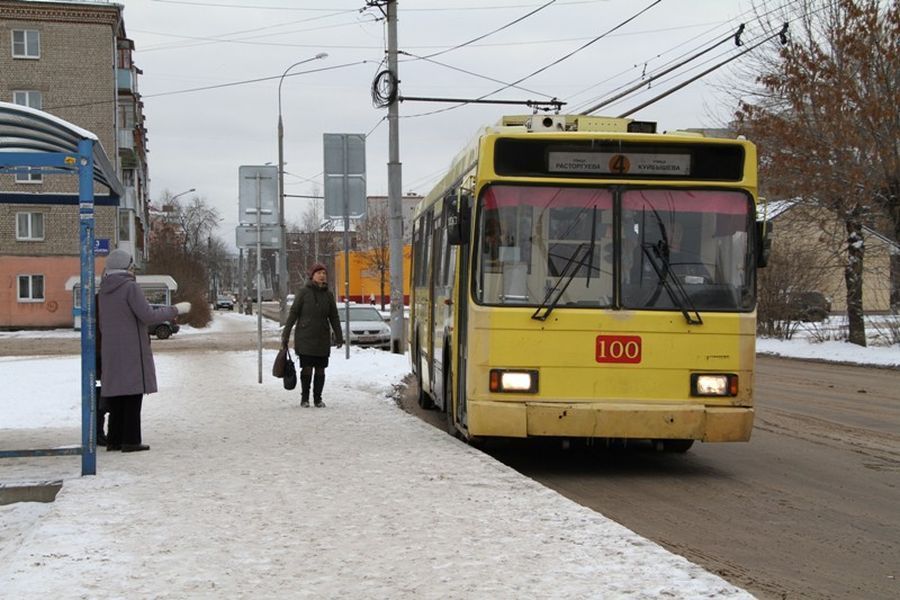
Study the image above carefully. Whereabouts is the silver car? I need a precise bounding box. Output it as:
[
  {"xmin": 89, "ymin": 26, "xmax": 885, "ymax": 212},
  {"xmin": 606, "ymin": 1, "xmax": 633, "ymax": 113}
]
[{"xmin": 337, "ymin": 305, "xmax": 391, "ymax": 350}]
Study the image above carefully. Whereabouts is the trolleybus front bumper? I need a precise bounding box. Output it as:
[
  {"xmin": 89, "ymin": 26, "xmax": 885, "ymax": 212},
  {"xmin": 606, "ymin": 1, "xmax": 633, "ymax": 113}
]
[{"xmin": 466, "ymin": 400, "xmax": 753, "ymax": 442}]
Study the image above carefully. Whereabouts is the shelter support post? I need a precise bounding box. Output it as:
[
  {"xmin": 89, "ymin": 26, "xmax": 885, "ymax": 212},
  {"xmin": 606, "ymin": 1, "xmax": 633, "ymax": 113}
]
[{"xmin": 78, "ymin": 139, "xmax": 97, "ymax": 476}]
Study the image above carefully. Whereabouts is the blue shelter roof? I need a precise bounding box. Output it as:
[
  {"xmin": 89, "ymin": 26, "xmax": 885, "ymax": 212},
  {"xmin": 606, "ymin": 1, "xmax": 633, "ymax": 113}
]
[{"xmin": 0, "ymin": 101, "xmax": 123, "ymax": 198}]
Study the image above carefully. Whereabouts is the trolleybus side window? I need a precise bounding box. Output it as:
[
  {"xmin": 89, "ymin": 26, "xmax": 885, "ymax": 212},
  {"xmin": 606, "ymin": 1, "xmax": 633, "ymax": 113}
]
[{"xmin": 413, "ymin": 216, "xmax": 427, "ymax": 288}]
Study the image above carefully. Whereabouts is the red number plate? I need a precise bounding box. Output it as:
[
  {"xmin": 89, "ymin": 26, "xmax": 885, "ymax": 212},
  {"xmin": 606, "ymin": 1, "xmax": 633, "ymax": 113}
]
[{"xmin": 595, "ymin": 335, "xmax": 642, "ymax": 364}]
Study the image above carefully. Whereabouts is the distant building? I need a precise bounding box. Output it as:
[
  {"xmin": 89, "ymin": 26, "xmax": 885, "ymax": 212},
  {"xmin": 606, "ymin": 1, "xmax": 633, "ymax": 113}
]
[
  {"xmin": 0, "ymin": 0, "xmax": 148, "ymax": 328},
  {"xmin": 760, "ymin": 199, "xmax": 898, "ymax": 313},
  {"xmin": 286, "ymin": 193, "xmax": 422, "ymax": 297}
]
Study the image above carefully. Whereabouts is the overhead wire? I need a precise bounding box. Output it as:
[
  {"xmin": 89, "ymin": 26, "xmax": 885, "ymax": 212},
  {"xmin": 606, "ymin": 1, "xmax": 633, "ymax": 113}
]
[
  {"xmin": 150, "ymin": 0, "xmax": 605, "ymax": 10},
  {"xmin": 399, "ymin": 51, "xmax": 554, "ymax": 99},
  {"xmin": 414, "ymin": 0, "xmax": 557, "ymax": 61},
  {"xmin": 566, "ymin": 0, "xmax": 818, "ymax": 115},
  {"xmin": 137, "ymin": 11, "xmax": 372, "ymax": 53},
  {"xmin": 591, "ymin": 0, "xmax": 839, "ymax": 118},
  {"xmin": 566, "ymin": 17, "xmax": 744, "ymax": 111},
  {"xmin": 149, "ymin": 0, "xmax": 362, "ymax": 9},
  {"xmin": 577, "ymin": 26, "xmax": 774, "ymax": 116},
  {"xmin": 616, "ymin": 24, "xmax": 788, "ymax": 117},
  {"xmin": 45, "ymin": 61, "xmax": 369, "ymax": 110},
  {"xmin": 371, "ymin": 0, "xmax": 560, "ymax": 108},
  {"xmin": 400, "ymin": 0, "xmax": 664, "ymax": 119},
  {"xmin": 578, "ymin": 25, "xmax": 743, "ymax": 115}
]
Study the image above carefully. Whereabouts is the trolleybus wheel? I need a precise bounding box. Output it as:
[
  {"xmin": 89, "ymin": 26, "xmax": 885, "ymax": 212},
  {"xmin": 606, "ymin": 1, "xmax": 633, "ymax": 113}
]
[
  {"xmin": 444, "ymin": 355, "xmax": 458, "ymax": 437},
  {"xmin": 659, "ymin": 439, "xmax": 694, "ymax": 453},
  {"xmin": 414, "ymin": 337, "xmax": 434, "ymax": 409}
]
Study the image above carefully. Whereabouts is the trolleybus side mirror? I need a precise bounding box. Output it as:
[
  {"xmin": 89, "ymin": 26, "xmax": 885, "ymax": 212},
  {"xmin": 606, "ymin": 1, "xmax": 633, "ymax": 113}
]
[
  {"xmin": 756, "ymin": 220, "xmax": 772, "ymax": 268},
  {"xmin": 447, "ymin": 192, "xmax": 471, "ymax": 246}
]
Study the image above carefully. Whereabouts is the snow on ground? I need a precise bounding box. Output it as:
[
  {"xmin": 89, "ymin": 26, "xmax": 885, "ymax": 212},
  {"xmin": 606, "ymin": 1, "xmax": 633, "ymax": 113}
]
[
  {"xmin": 0, "ymin": 312, "xmax": 896, "ymax": 597},
  {"xmin": 1, "ymin": 342, "xmax": 752, "ymax": 598},
  {"xmin": 756, "ymin": 315, "xmax": 899, "ymax": 367}
]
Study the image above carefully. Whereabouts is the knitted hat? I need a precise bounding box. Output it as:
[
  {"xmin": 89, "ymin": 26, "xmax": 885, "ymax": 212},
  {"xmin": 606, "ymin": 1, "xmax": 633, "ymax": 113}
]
[
  {"xmin": 308, "ymin": 263, "xmax": 327, "ymax": 278},
  {"xmin": 105, "ymin": 249, "xmax": 133, "ymax": 271}
]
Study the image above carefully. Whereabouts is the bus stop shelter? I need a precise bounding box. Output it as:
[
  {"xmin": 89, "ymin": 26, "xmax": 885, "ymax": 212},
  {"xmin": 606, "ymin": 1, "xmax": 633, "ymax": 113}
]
[
  {"xmin": 0, "ymin": 101, "xmax": 124, "ymax": 476},
  {"xmin": 65, "ymin": 275, "xmax": 178, "ymax": 329}
]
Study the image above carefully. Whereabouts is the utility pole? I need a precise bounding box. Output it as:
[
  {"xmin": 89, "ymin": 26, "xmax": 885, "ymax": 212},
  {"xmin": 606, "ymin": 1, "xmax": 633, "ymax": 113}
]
[{"xmin": 387, "ymin": 0, "xmax": 405, "ymax": 354}]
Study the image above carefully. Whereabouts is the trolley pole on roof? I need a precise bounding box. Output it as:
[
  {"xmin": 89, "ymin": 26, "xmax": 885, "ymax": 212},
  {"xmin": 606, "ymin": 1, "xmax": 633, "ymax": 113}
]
[{"xmin": 387, "ymin": 0, "xmax": 405, "ymax": 354}]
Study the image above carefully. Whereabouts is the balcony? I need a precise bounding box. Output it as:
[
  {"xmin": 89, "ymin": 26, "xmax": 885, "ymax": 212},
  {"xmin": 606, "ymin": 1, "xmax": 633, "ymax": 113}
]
[
  {"xmin": 121, "ymin": 185, "xmax": 136, "ymax": 210},
  {"xmin": 117, "ymin": 68, "xmax": 134, "ymax": 94},
  {"xmin": 118, "ymin": 127, "xmax": 134, "ymax": 151}
]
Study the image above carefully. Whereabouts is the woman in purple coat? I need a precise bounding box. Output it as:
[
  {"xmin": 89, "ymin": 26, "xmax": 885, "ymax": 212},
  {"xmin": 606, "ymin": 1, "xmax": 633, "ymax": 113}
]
[{"xmin": 98, "ymin": 249, "xmax": 190, "ymax": 452}]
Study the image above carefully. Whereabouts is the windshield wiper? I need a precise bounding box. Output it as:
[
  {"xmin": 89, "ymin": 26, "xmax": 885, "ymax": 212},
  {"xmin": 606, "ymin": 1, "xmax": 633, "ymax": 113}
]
[
  {"xmin": 532, "ymin": 243, "xmax": 590, "ymax": 321},
  {"xmin": 643, "ymin": 208, "xmax": 703, "ymax": 325},
  {"xmin": 585, "ymin": 206, "xmax": 597, "ymax": 289}
]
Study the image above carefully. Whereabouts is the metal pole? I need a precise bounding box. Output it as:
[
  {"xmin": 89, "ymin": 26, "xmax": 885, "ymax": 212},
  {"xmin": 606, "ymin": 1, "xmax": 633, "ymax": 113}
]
[
  {"xmin": 256, "ymin": 173, "xmax": 263, "ymax": 384},
  {"xmin": 277, "ymin": 53, "xmax": 328, "ymax": 326},
  {"xmin": 315, "ymin": 196, "xmax": 320, "ymax": 264},
  {"xmin": 342, "ymin": 137, "xmax": 351, "ymax": 359},
  {"xmin": 387, "ymin": 0, "xmax": 405, "ymax": 354},
  {"xmin": 238, "ymin": 248, "xmax": 244, "ymax": 313},
  {"xmin": 277, "ymin": 106, "xmax": 287, "ymax": 326},
  {"xmin": 78, "ymin": 139, "xmax": 97, "ymax": 476}
]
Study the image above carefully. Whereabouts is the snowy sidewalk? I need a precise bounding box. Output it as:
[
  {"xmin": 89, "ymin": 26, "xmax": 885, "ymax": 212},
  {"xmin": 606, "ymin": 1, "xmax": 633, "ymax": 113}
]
[{"xmin": 1, "ymin": 348, "xmax": 751, "ymax": 598}]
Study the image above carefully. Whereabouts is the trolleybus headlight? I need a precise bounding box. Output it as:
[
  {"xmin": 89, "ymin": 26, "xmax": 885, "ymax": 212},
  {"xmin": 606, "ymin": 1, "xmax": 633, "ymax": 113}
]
[
  {"xmin": 489, "ymin": 369, "xmax": 539, "ymax": 393},
  {"xmin": 691, "ymin": 373, "xmax": 738, "ymax": 397}
]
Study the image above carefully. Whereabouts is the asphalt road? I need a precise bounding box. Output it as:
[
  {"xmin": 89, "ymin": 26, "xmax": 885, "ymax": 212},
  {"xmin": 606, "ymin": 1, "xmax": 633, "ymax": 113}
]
[{"xmin": 399, "ymin": 357, "xmax": 900, "ymax": 600}]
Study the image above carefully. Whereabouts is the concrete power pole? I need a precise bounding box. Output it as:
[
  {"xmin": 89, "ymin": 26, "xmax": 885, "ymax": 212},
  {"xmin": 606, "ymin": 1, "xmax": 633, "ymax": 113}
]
[{"xmin": 387, "ymin": 0, "xmax": 405, "ymax": 354}]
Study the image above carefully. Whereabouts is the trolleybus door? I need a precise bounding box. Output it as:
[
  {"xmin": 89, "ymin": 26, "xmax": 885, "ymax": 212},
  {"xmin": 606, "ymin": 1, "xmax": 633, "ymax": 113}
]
[
  {"xmin": 455, "ymin": 191, "xmax": 472, "ymax": 430},
  {"xmin": 430, "ymin": 210, "xmax": 446, "ymax": 407}
]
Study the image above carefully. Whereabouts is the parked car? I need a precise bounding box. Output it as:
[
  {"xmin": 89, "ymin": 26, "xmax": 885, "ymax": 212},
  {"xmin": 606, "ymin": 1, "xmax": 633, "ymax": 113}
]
[
  {"xmin": 215, "ymin": 296, "xmax": 234, "ymax": 310},
  {"xmin": 335, "ymin": 305, "xmax": 391, "ymax": 350},
  {"xmin": 788, "ymin": 291, "xmax": 831, "ymax": 322},
  {"xmin": 149, "ymin": 304, "xmax": 181, "ymax": 339}
]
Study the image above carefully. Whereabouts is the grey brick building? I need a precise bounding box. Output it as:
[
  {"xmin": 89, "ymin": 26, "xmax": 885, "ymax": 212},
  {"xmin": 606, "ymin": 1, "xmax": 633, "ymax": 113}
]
[{"xmin": 0, "ymin": 0, "xmax": 148, "ymax": 328}]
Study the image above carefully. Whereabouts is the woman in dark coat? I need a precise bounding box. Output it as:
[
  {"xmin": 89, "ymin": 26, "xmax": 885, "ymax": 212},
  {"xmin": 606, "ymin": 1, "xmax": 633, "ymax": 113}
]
[
  {"xmin": 282, "ymin": 263, "xmax": 344, "ymax": 407},
  {"xmin": 98, "ymin": 249, "xmax": 190, "ymax": 452}
]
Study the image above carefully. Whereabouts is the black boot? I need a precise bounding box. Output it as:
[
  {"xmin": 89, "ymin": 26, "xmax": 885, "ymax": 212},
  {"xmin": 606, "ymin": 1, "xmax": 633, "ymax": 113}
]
[
  {"xmin": 300, "ymin": 368, "xmax": 312, "ymax": 407},
  {"xmin": 313, "ymin": 371, "xmax": 326, "ymax": 407}
]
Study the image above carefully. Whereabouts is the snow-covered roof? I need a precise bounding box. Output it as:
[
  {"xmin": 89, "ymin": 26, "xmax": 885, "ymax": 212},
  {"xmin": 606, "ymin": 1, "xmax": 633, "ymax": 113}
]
[
  {"xmin": 0, "ymin": 101, "xmax": 123, "ymax": 198},
  {"xmin": 758, "ymin": 197, "xmax": 899, "ymax": 253},
  {"xmin": 64, "ymin": 275, "xmax": 178, "ymax": 291},
  {"xmin": 756, "ymin": 198, "xmax": 796, "ymax": 221}
]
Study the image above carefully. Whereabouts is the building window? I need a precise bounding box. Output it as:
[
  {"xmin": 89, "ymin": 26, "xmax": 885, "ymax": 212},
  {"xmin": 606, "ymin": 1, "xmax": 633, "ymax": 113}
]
[
  {"xmin": 118, "ymin": 210, "xmax": 131, "ymax": 242},
  {"xmin": 18, "ymin": 274, "xmax": 45, "ymax": 301},
  {"xmin": 118, "ymin": 103, "xmax": 135, "ymax": 128},
  {"xmin": 12, "ymin": 90, "xmax": 42, "ymax": 109},
  {"xmin": 15, "ymin": 168, "xmax": 42, "ymax": 184},
  {"xmin": 11, "ymin": 91, "xmax": 44, "ymax": 181},
  {"xmin": 16, "ymin": 212, "xmax": 45, "ymax": 240},
  {"xmin": 12, "ymin": 30, "xmax": 40, "ymax": 59}
]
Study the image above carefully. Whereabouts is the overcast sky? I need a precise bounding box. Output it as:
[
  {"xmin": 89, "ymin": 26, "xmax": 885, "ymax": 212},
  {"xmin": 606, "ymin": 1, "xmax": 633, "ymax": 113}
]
[{"xmin": 121, "ymin": 0, "xmax": 769, "ymax": 247}]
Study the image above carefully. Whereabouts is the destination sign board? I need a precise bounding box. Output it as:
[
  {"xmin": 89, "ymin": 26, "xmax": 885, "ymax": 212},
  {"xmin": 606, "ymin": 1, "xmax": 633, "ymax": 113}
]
[{"xmin": 548, "ymin": 152, "xmax": 692, "ymax": 176}]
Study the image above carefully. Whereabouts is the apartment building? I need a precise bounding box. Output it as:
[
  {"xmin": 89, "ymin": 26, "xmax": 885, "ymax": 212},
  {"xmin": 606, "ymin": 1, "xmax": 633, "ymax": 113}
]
[{"xmin": 0, "ymin": 0, "xmax": 148, "ymax": 328}]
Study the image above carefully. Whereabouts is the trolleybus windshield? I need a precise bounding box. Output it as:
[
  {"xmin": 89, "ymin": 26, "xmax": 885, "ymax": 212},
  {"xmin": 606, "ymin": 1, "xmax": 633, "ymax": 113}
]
[{"xmin": 473, "ymin": 185, "xmax": 756, "ymax": 313}]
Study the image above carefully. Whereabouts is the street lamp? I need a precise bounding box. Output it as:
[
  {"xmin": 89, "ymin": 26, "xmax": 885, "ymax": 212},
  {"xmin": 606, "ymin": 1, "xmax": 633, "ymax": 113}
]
[
  {"xmin": 170, "ymin": 187, "xmax": 195, "ymax": 202},
  {"xmin": 277, "ymin": 52, "xmax": 328, "ymax": 324}
]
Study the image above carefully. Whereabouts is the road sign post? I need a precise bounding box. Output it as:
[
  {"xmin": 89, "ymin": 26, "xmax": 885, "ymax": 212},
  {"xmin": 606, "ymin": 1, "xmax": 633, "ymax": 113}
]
[
  {"xmin": 324, "ymin": 134, "xmax": 366, "ymax": 359},
  {"xmin": 238, "ymin": 165, "xmax": 277, "ymax": 383}
]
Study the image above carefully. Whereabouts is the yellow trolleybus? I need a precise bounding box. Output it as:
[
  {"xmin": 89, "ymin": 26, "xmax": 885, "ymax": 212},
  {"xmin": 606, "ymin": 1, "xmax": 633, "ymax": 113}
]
[{"xmin": 409, "ymin": 115, "xmax": 768, "ymax": 451}]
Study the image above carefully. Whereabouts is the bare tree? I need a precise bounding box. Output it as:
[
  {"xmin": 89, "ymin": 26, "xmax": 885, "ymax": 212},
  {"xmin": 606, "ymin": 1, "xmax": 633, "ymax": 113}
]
[
  {"xmin": 286, "ymin": 200, "xmax": 339, "ymax": 292},
  {"xmin": 356, "ymin": 200, "xmax": 391, "ymax": 309},
  {"xmin": 147, "ymin": 191, "xmax": 226, "ymax": 327},
  {"xmin": 734, "ymin": 0, "xmax": 900, "ymax": 345}
]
